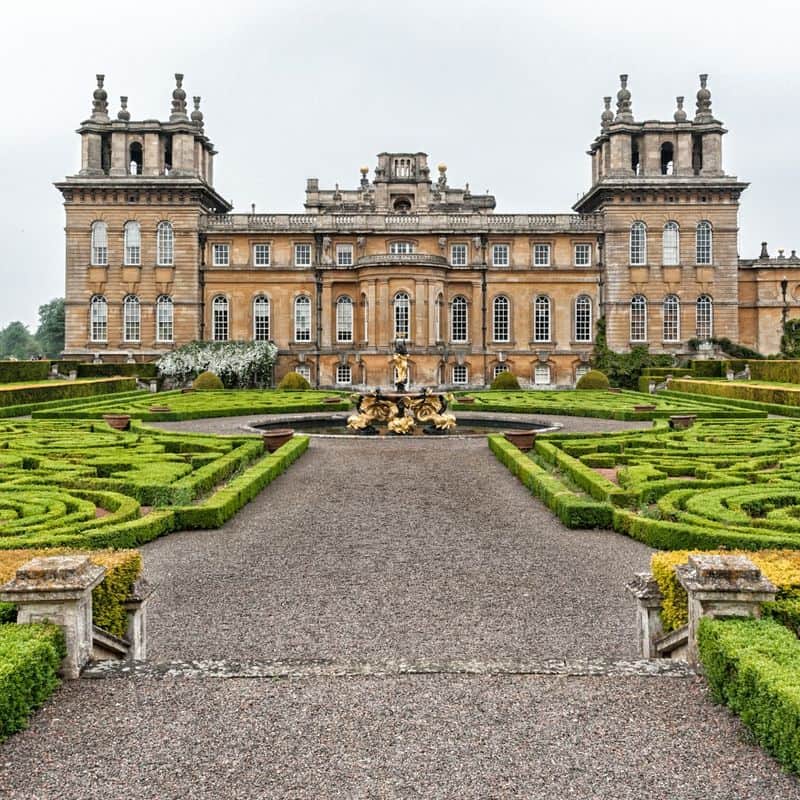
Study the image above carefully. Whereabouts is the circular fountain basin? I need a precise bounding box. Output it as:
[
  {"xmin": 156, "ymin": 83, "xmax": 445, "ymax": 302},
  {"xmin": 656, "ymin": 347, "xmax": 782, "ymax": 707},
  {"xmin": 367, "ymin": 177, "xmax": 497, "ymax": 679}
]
[{"xmin": 247, "ymin": 413, "xmax": 561, "ymax": 438}]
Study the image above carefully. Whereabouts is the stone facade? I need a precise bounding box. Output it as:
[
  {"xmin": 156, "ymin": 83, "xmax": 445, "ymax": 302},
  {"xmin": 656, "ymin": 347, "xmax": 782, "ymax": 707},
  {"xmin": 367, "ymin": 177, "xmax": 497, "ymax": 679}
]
[{"xmin": 56, "ymin": 73, "xmax": 794, "ymax": 387}]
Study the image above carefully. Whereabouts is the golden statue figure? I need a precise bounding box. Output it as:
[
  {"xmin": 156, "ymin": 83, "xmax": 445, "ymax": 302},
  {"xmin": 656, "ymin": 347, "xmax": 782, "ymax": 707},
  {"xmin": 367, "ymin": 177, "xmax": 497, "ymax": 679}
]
[{"xmin": 392, "ymin": 340, "xmax": 409, "ymax": 390}]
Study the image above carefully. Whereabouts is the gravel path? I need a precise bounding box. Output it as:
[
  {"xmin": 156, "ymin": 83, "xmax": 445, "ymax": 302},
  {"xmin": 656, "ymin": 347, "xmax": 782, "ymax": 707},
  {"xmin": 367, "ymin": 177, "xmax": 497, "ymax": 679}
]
[
  {"xmin": 2, "ymin": 430, "xmax": 798, "ymax": 798},
  {"xmin": 142, "ymin": 437, "xmax": 651, "ymax": 662}
]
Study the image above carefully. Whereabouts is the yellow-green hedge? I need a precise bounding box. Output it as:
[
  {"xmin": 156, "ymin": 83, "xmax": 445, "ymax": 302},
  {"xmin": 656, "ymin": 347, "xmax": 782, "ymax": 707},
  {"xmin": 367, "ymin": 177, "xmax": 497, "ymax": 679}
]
[
  {"xmin": 651, "ymin": 549, "xmax": 800, "ymax": 631},
  {"xmin": 0, "ymin": 549, "xmax": 141, "ymax": 638}
]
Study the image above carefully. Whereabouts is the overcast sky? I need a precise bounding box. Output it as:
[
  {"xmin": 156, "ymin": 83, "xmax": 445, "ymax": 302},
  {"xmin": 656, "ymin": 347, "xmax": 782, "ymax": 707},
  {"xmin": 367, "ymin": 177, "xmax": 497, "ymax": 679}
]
[{"xmin": 1, "ymin": 0, "xmax": 798, "ymax": 330}]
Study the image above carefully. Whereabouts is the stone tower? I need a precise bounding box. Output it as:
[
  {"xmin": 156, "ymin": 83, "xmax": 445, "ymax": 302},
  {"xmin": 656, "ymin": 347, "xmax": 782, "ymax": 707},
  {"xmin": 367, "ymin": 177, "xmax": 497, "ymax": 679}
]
[
  {"xmin": 55, "ymin": 74, "xmax": 231, "ymax": 360},
  {"xmin": 574, "ymin": 74, "xmax": 748, "ymax": 353}
]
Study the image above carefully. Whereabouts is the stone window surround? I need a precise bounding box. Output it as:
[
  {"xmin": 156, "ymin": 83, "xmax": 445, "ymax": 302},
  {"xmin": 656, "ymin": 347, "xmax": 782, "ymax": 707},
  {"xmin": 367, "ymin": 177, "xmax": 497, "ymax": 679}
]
[
  {"xmin": 450, "ymin": 242, "xmax": 469, "ymax": 266},
  {"xmin": 252, "ymin": 241, "xmax": 272, "ymax": 266},
  {"xmin": 573, "ymin": 241, "xmax": 592, "ymax": 267},
  {"xmin": 212, "ymin": 242, "xmax": 231, "ymax": 267},
  {"xmin": 492, "ymin": 294, "xmax": 511, "ymax": 343},
  {"xmin": 532, "ymin": 241, "xmax": 552, "ymax": 268},
  {"xmin": 336, "ymin": 243, "xmax": 354, "ymax": 266},
  {"xmin": 294, "ymin": 242, "xmax": 313, "ymax": 267},
  {"xmin": 491, "ymin": 242, "xmax": 510, "ymax": 267}
]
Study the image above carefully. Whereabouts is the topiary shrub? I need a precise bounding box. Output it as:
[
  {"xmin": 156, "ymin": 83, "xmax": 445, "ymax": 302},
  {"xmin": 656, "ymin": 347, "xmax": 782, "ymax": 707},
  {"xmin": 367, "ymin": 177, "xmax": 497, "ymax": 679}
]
[
  {"xmin": 576, "ymin": 369, "xmax": 610, "ymax": 390},
  {"xmin": 277, "ymin": 371, "xmax": 311, "ymax": 391},
  {"xmin": 192, "ymin": 371, "xmax": 224, "ymax": 391},
  {"xmin": 490, "ymin": 371, "xmax": 520, "ymax": 390}
]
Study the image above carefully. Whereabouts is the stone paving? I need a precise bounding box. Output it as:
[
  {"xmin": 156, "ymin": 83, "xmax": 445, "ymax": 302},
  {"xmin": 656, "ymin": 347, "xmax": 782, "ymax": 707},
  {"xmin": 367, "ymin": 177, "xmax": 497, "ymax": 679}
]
[{"xmin": 1, "ymin": 429, "xmax": 799, "ymax": 798}]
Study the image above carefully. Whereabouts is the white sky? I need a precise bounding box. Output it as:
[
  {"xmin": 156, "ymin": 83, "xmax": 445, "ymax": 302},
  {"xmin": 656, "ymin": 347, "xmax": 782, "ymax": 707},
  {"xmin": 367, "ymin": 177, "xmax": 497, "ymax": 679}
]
[{"xmin": 1, "ymin": 0, "xmax": 798, "ymax": 329}]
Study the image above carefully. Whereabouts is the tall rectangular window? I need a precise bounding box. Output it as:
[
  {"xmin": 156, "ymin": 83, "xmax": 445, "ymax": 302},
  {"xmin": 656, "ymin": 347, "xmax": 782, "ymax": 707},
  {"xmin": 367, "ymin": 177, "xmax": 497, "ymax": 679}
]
[
  {"xmin": 630, "ymin": 295, "xmax": 647, "ymax": 342},
  {"xmin": 212, "ymin": 297, "xmax": 229, "ymax": 341},
  {"xmin": 336, "ymin": 297, "xmax": 353, "ymax": 342},
  {"xmin": 336, "ymin": 244, "xmax": 353, "ymax": 266},
  {"xmin": 91, "ymin": 222, "xmax": 108, "ymax": 266},
  {"xmin": 451, "ymin": 244, "xmax": 467, "ymax": 266},
  {"xmin": 295, "ymin": 296, "xmax": 311, "ymax": 341},
  {"xmin": 574, "ymin": 244, "xmax": 591, "ymax": 266},
  {"xmin": 493, "ymin": 296, "xmax": 509, "ymax": 342},
  {"xmin": 575, "ymin": 296, "xmax": 592, "ymax": 342},
  {"xmin": 213, "ymin": 244, "xmax": 230, "ymax": 266},
  {"xmin": 156, "ymin": 296, "xmax": 174, "ymax": 342},
  {"xmin": 492, "ymin": 244, "xmax": 509, "ymax": 266},
  {"xmin": 534, "ymin": 296, "xmax": 551, "ymax": 342},
  {"xmin": 452, "ymin": 365, "xmax": 468, "ymax": 385},
  {"xmin": 295, "ymin": 243, "xmax": 312, "ymax": 266},
  {"xmin": 533, "ymin": 244, "xmax": 550, "ymax": 267},
  {"xmin": 254, "ymin": 244, "xmax": 271, "ymax": 266},
  {"xmin": 450, "ymin": 297, "xmax": 468, "ymax": 343},
  {"xmin": 253, "ymin": 296, "xmax": 270, "ymax": 341},
  {"xmin": 124, "ymin": 222, "xmax": 141, "ymax": 266}
]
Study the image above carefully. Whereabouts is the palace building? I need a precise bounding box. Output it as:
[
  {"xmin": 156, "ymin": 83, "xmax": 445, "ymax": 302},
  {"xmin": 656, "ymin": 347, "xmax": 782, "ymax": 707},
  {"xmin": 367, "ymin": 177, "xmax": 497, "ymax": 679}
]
[{"xmin": 56, "ymin": 73, "xmax": 800, "ymax": 387}]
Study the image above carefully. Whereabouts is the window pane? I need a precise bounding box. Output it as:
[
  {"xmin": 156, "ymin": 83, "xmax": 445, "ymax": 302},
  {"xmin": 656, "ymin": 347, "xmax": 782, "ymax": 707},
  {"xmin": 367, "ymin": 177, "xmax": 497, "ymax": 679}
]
[
  {"xmin": 156, "ymin": 296, "xmax": 173, "ymax": 342},
  {"xmin": 124, "ymin": 222, "xmax": 140, "ymax": 266},
  {"xmin": 157, "ymin": 222, "xmax": 174, "ymax": 266},
  {"xmin": 123, "ymin": 296, "xmax": 140, "ymax": 342},
  {"xmin": 90, "ymin": 296, "xmax": 107, "ymax": 342},
  {"xmin": 631, "ymin": 295, "xmax": 647, "ymax": 341},
  {"xmin": 493, "ymin": 296, "xmax": 509, "ymax": 342},
  {"xmin": 696, "ymin": 295, "xmax": 713, "ymax": 338},
  {"xmin": 630, "ymin": 222, "xmax": 646, "ymax": 265},
  {"xmin": 696, "ymin": 222, "xmax": 713, "ymax": 265},
  {"xmin": 254, "ymin": 296, "xmax": 270, "ymax": 341},
  {"xmin": 394, "ymin": 293, "xmax": 410, "ymax": 339},
  {"xmin": 452, "ymin": 365, "xmax": 468, "ymax": 385},
  {"xmin": 336, "ymin": 297, "xmax": 353, "ymax": 342},
  {"xmin": 534, "ymin": 364, "xmax": 551, "ymax": 385},
  {"xmin": 533, "ymin": 244, "xmax": 550, "ymax": 266},
  {"xmin": 493, "ymin": 364, "xmax": 508, "ymax": 378},
  {"xmin": 663, "ymin": 295, "xmax": 680, "ymax": 342},
  {"xmin": 295, "ymin": 244, "xmax": 311, "ymax": 265},
  {"xmin": 492, "ymin": 245, "xmax": 509, "ymax": 266},
  {"xmin": 336, "ymin": 364, "xmax": 352, "ymax": 385},
  {"xmin": 663, "ymin": 222, "xmax": 679, "ymax": 266},
  {"xmin": 574, "ymin": 244, "xmax": 591, "ymax": 266},
  {"xmin": 295, "ymin": 296, "xmax": 311, "ymax": 341},
  {"xmin": 575, "ymin": 296, "xmax": 592, "ymax": 342},
  {"xmin": 91, "ymin": 222, "xmax": 108, "ymax": 266},
  {"xmin": 213, "ymin": 244, "xmax": 229, "ymax": 266},
  {"xmin": 451, "ymin": 244, "xmax": 467, "ymax": 266},
  {"xmin": 534, "ymin": 296, "xmax": 551, "ymax": 342},
  {"xmin": 451, "ymin": 297, "xmax": 467, "ymax": 342},
  {"xmin": 336, "ymin": 245, "xmax": 353, "ymax": 266},
  {"xmin": 213, "ymin": 296, "xmax": 229, "ymax": 341},
  {"xmin": 254, "ymin": 244, "xmax": 271, "ymax": 265}
]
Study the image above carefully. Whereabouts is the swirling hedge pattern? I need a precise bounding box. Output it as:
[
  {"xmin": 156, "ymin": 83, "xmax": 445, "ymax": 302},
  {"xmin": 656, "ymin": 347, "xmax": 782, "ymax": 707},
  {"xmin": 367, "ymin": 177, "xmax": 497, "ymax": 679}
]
[
  {"xmin": 455, "ymin": 390, "xmax": 764, "ymax": 420},
  {"xmin": 0, "ymin": 419, "xmax": 308, "ymax": 550},
  {"xmin": 494, "ymin": 419, "xmax": 800, "ymax": 550},
  {"xmin": 31, "ymin": 390, "xmax": 349, "ymax": 421}
]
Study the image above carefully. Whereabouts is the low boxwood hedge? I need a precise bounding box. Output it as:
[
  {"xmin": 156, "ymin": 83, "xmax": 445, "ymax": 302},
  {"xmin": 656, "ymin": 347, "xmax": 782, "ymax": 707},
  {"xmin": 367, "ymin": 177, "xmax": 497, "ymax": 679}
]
[
  {"xmin": 698, "ymin": 617, "xmax": 800, "ymax": 774},
  {"xmin": 0, "ymin": 378, "xmax": 136, "ymax": 409},
  {"xmin": 53, "ymin": 362, "xmax": 158, "ymax": 379},
  {"xmin": 0, "ymin": 623, "xmax": 65, "ymax": 741},
  {"xmin": 0, "ymin": 549, "xmax": 141, "ymax": 638},
  {"xmin": 670, "ymin": 378, "xmax": 800, "ymax": 409},
  {"xmin": 0, "ymin": 362, "xmax": 51, "ymax": 383}
]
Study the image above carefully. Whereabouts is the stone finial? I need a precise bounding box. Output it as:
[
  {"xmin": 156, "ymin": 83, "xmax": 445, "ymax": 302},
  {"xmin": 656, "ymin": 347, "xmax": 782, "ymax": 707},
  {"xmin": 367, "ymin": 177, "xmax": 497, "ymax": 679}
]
[
  {"xmin": 601, "ymin": 96, "xmax": 614, "ymax": 129},
  {"xmin": 359, "ymin": 166, "xmax": 370, "ymax": 188},
  {"xmin": 694, "ymin": 73, "xmax": 714, "ymax": 123},
  {"xmin": 674, "ymin": 95, "xmax": 687, "ymax": 123},
  {"xmin": 792, "ymin": 250, "xmax": 798, "ymax": 261},
  {"xmin": 760, "ymin": 241, "xmax": 770, "ymax": 259},
  {"xmin": 437, "ymin": 162, "xmax": 447, "ymax": 188},
  {"xmin": 170, "ymin": 73, "xmax": 188, "ymax": 121},
  {"xmin": 191, "ymin": 95, "xmax": 203, "ymax": 125},
  {"xmin": 91, "ymin": 74, "xmax": 109, "ymax": 122},
  {"xmin": 117, "ymin": 96, "xmax": 130, "ymax": 122},
  {"xmin": 779, "ymin": 249, "xmax": 786, "ymax": 260},
  {"xmin": 615, "ymin": 74, "xmax": 633, "ymax": 123}
]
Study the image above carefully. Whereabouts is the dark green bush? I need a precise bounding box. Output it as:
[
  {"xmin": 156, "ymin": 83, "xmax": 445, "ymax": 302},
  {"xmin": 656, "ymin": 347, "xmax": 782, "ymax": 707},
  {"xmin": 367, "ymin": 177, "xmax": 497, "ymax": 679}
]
[
  {"xmin": 576, "ymin": 369, "xmax": 610, "ymax": 390},
  {"xmin": 489, "ymin": 371, "xmax": 520, "ymax": 390},
  {"xmin": 192, "ymin": 371, "xmax": 224, "ymax": 391},
  {"xmin": 591, "ymin": 317, "xmax": 674, "ymax": 388},
  {"xmin": 53, "ymin": 362, "xmax": 158, "ymax": 379},
  {"xmin": 0, "ymin": 361, "xmax": 51, "ymax": 383},
  {"xmin": 0, "ymin": 378, "xmax": 135, "ymax": 408},
  {"xmin": 0, "ymin": 623, "xmax": 66, "ymax": 741},
  {"xmin": 277, "ymin": 371, "xmax": 311, "ymax": 391},
  {"xmin": 698, "ymin": 617, "xmax": 800, "ymax": 774}
]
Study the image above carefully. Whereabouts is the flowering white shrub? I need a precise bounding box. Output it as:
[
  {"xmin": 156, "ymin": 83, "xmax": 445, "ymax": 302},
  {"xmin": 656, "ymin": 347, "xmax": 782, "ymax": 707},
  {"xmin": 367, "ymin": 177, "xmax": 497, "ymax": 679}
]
[{"xmin": 157, "ymin": 341, "xmax": 277, "ymax": 388}]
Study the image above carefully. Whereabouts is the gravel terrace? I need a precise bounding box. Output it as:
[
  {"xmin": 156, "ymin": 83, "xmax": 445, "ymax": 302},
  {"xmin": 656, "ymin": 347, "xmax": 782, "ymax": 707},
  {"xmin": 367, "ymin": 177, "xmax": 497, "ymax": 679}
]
[{"xmin": 2, "ymin": 425, "xmax": 798, "ymax": 798}]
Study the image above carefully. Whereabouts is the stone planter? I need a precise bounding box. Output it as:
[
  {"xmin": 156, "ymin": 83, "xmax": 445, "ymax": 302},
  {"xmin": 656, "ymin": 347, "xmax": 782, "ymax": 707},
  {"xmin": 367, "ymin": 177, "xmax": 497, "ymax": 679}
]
[
  {"xmin": 103, "ymin": 414, "xmax": 131, "ymax": 431},
  {"xmin": 323, "ymin": 396, "xmax": 343, "ymax": 404},
  {"xmin": 503, "ymin": 429, "xmax": 538, "ymax": 451},
  {"xmin": 669, "ymin": 414, "xmax": 697, "ymax": 430},
  {"xmin": 262, "ymin": 428, "xmax": 294, "ymax": 452},
  {"xmin": 458, "ymin": 396, "xmax": 476, "ymax": 404},
  {"xmin": 634, "ymin": 404, "xmax": 656, "ymax": 412},
  {"xmin": 148, "ymin": 405, "xmax": 171, "ymax": 413},
  {"xmin": 608, "ymin": 388, "xmax": 622, "ymax": 394}
]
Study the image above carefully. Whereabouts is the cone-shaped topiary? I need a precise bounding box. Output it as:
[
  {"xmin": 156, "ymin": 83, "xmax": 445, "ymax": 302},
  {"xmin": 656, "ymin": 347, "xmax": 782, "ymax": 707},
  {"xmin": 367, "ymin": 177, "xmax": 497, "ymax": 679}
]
[
  {"xmin": 192, "ymin": 371, "xmax": 224, "ymax": 391},
  {"xmin": 490, "ymin": 371, "xmax": 520, "ymax": 390},
  {"xmin": 576, "ymin": 369, "xmax": 610, "ymax": 390},
  {"xmin": 277, "ymin": 371, "xmax": 311, "ymax": 391}
]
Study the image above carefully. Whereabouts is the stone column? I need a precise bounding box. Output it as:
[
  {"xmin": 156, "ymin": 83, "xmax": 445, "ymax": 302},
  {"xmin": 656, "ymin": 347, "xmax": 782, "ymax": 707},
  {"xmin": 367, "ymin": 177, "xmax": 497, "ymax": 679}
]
[
  {"xmin": 676, "ymin": 554, "xmax": 777, "ymax": 667},
  {"xmin": 122, "ymin": 578, "xmax": 154, "ymax": 661},
  {"xmin": 626, "ymin": 573, "xmax": 664, "ymax": 659},
  {"xmin": 0, "ymin": 556, "xmax": 106, "ymax": 679}
]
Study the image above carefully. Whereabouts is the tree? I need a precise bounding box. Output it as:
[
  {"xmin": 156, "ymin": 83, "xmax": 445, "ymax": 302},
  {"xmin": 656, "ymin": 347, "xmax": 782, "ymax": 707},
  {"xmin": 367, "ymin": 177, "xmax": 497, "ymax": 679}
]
[
  {"xmin": 35, "ymin": 298, "xmax": 65, "ymax": 358},
  {"xmin": 0, "ymin": 322, "xmax": 39, "ymax": 360}
]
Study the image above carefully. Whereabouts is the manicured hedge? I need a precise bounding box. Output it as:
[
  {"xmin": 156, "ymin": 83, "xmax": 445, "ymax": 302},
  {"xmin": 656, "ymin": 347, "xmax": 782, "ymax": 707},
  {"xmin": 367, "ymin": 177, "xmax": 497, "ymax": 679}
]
[
  {"xmin": 0, "ymin": 362, "xmax": 51, "ymax": 383},
  {"xmin": 0, "ymin": 623, "xmax": 65, "ymax": 741},
  {"xmin": 0, "ymin": 389, "xmax": 147, "ymax": 420},
  {"xmin": 0, "ymin": 378, "xmax": 136, "ymax": 409},
  {"xmin": 670, "ymin": 378, "xmax": 800, "ymax": 409},
  {"xmin": 0, "ymin": 419, "xmax": 310, "ymax": 551},
  {"xmin": 662, "ymin": 388, "xmax": 800, "ymax": 419},
  {"xmin": 699, "ymin": 617, "xmax": 800, "ymax": 774},
  {"xmin": 0, "ymin": 549, "xmax": 142, "ymax": 638},
  {"xmin": 53, "ymin": 362, "xmax": 158, "ymax": 379}
]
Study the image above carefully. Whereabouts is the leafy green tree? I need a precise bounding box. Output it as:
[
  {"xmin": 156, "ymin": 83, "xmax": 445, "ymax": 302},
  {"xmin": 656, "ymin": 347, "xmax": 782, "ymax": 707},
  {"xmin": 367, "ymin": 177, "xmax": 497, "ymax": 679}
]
[
  {"xmin": 34, "ymin": 298, "xmax": 65, "ymax": 358},
  {"xmin": 0, "ymin": 322, "xmax": 39, "ymax": 360}
]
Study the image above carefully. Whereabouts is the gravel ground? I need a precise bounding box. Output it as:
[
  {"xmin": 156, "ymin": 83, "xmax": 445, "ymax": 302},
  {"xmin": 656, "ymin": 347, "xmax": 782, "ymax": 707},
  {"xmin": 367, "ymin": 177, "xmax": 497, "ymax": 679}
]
[
  {"xmin": 1, "ymin": 674, "xmax": 797, "ymax": 800},
  {"xmin": 142, "ymin": 437, "xmax": 652, "ymax": 662}
]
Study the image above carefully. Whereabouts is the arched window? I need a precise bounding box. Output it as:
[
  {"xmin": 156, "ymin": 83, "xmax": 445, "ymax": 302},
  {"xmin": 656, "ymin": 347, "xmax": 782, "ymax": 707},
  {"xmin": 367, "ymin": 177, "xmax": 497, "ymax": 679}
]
[
  {"xmin": 156, "ymin": 295, "xmax": 173, "ymax": 342},
  {"xmin": 336, "ymin": 296, "xmax": 353, "ymax": 343},
  {"xmin": 123, "ymin": 221, "xmax": 141, "ymax": 266},
  {"xmin": 90, "ymin": 295, "xmax": 107, "ymax": 342},
  {"xmin": 660, "ymin": 142, "xmax": 674, "ymax": 175},
  {"xmin": 212, "ymin": 295, "xmax": 229, "ymax": 341},
  {"xmin": 123, "ymin": 295, "xmax": 140, "ymax": 342},
  {"xmin": 450, "ymin": 296, "xmax": 468, "ymax": 343},
  {"xmin": 91, "ymin": 221, "xmax": 108, "ymax": 266},
  {"xmin": 393, "ymin": 292, "xmax": 410, "ymax": 340},
  {"xmin": 696, "ymin": 221, "xmax": 713, "ymax": 265},
  {"xmin": 253, "ymin": 296, "xmax": 270, "ymax": 341},
  {"xmin": 662, "ymin": 222, "xmax": 679, "ymax": 266},
  {"xmin": 534, "ymin": 296, "xmax": 551, "ymax": 342},
  {"xmin": 630, "ymin": 221, "xmax": 647, "ymax": 265},
  {"xmin": 575, "ymin": 295, "xmax": 592, "ymax": 342},
  {"xmin": 663, "ymin": 294, "xmax": 680, "ymax": 342},
  {"xmin": 294, "ymin": 295, "xmax": 311, "ymax": 342},
  {"xmin": 129, "ymin": 142, "xmax": 143, "ymax": 175},
  {"xmin": 493, "ymin": 296, "xmax": 510, "ymax": 342},
  {"xmin": 157, "ymin": 221, "xmax": 174, "ymax": 266},
  {"xmin": 696, "ymin": 295, "xmax": 713, "ymax": 339},
  {"xmin": 630, "ymin": 295, "xmax": 647, "ymax": 341}
]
